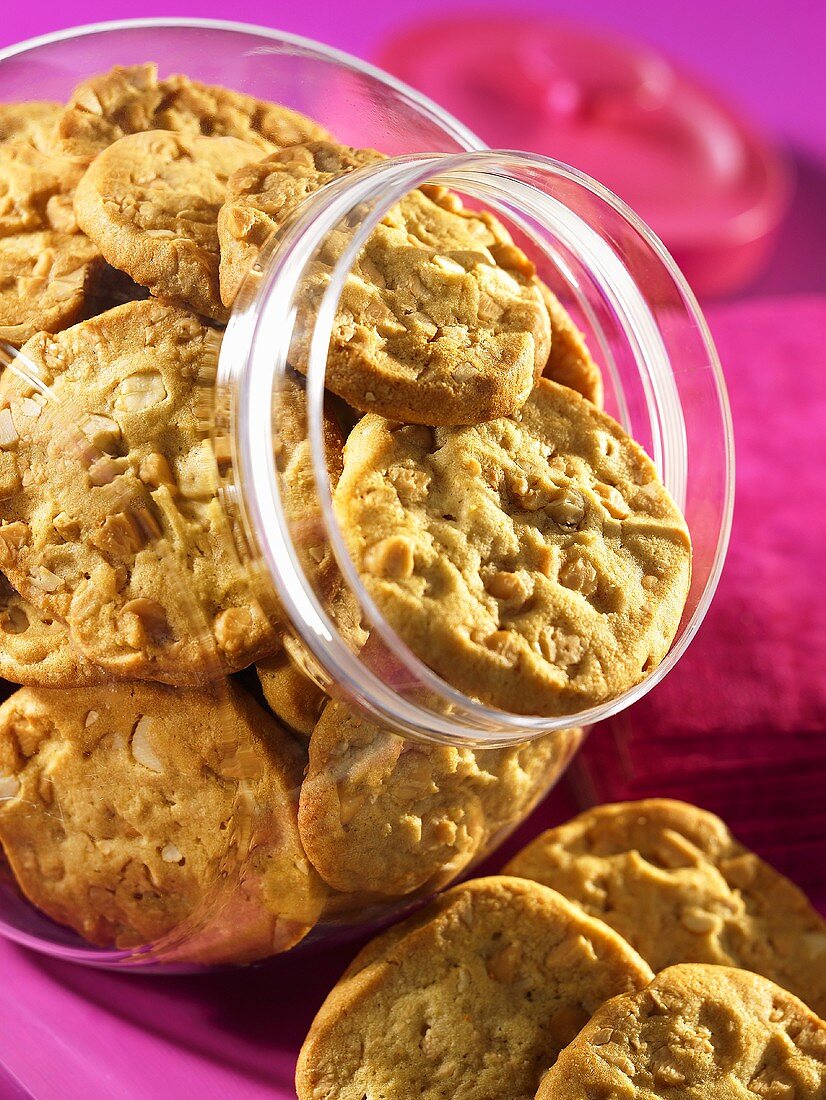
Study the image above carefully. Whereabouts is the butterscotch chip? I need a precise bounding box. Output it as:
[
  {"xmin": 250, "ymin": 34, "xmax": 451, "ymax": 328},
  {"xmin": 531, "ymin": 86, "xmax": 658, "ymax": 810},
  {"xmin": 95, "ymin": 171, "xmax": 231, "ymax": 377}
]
[
  {"xmin": 52, "ymin": 63, "xmax": 329, "ymax": 162},
  {"xmin": 540, "ymin": 285, "xmax": 604, "ymax": 407},
  {"xmin": 295, "ymin": 876, "xmax": 652, "ymax": 1100},
  {"xmin": 218, "ymin": 140, "xmax": 552, "ymax": 425},
  {"xmin": 0, "ymin": 229, "xmax": 105, "ymax": 346},
  {"xmin": 298, "ymin": 701, "xmax": 582, "ymax": 896},
  {"xmin": 537, "ymin": 964, "xmax": 826, "ymax": 1099},
  {"xmin": 0, "ymin": 571, "xmax": 106, "ymax": 686},
  {"xmin": 0, "ymin": 299, "xmax": 277, "ymax": 683},
  {"xmin": 74, "ymin": 130, "xmax": 264, "ymax": 321},
  {"xmin": 0, "ymin": 680, "xmax": 325, "ymax": 961},
  {"xmin": 333, "ymin": 379, "xmax": 691, "ymax": 716},
  {"xmin": 505, "ymin": 798, "xmax": 826, "ymax": 1016}
]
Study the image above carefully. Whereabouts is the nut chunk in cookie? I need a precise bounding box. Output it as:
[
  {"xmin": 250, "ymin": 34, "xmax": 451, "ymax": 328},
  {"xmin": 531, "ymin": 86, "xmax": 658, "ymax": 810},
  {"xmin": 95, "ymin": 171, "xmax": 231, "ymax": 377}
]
[
  {"xmin": 334, "ymin": 378, "xmax": 691, "ymax": 716},
  {"xmin": 218, "ymin": 140, "xmax": 551, "ymax": 425},
  {"xmin": 298, "ymin": 701, "xmax": 581, "ymax": 896},
  {"xmin": 0, "ymin": 299, "xmax": 276, "ymax": 684},
  {"xmin": 0, "ymin": 681, "xmax": 325, "ymax": 962},
  {"xmin": 74, "ymin": 130, "xmax": 265, "ymax": 322},
  {"xmin": 296, "ymin": 876, "xmax": 652, "ymax": 1100},
  {"xmin": 537, "ymin": 964, "xmax": 826, "ymax": 1099},
  {"xmin": 53, "ymin": 63, "xmax": 329, "ymax": 162},
  {"xmin": 505, "ymin": 798, "xmax": 826, "ymax": 1016}
]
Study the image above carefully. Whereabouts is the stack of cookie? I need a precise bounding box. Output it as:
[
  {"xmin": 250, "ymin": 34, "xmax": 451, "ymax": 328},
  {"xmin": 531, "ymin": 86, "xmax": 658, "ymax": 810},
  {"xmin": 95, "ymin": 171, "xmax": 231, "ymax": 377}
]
[
  {"xmin": 0, "ymin": 63, "xmax": 692, "ymax": 961},
  {"xmin": 297, "ymin": 800, "xmax": 826, "ymax": 1098}
]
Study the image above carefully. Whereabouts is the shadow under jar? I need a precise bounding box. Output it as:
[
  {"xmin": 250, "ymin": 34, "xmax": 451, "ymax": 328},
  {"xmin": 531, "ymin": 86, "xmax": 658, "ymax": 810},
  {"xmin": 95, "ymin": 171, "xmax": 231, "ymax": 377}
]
[{"xmin": 0, "ymin": 19, "xmax": 732, "ymax": 970}]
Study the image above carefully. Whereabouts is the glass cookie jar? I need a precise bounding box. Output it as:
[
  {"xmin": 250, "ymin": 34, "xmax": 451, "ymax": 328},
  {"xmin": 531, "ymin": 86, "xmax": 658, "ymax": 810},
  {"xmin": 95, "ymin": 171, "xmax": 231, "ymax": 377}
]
[{"xmin": 0, "ymin": 19, "xmax": 733, "ymax": 969}]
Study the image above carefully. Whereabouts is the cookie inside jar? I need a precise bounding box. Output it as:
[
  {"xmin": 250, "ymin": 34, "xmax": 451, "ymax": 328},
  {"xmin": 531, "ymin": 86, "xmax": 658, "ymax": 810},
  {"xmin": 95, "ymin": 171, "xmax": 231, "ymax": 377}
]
[{"xmin": 0, "ymin": 31, "xmax": 719, "ymax": 968}]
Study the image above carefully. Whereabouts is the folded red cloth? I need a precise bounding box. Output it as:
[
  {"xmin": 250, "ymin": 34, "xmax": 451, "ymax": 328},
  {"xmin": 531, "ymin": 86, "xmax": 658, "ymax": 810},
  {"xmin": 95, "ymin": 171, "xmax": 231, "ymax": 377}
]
[{"xmin": 542, "ymin": 294, "xmax": 825, "ymax": 909}]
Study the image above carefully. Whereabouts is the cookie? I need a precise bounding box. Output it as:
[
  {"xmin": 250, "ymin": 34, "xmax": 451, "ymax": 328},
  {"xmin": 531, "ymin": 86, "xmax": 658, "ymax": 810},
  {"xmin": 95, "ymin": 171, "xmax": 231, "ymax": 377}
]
[
  {"xmin": 333, "ymin": 378, "xmax": 691, "ymax": 716},
  {"xmin": 0, "ymin": 229, "xmax": 105, "ymax": 346},
  {"xmin": 74, "ymin": 130, "xmax": 264, "ymax": 321},
  {"xmin": 298, "ymin": 702, "xmax": 583, "ymax": 896},
  {"xmin": 219, "ymin": 140, "xmax": 552, "ymax": 425},
  {"xmin": 541, "ymin": 285, "xmax": 604, "ymax": 408},
  {"xmin": 504, "ymin": 798, "xmax": 826, "ymax": 1016},
  {"xmin": 0, "ymin": 572, "xmax": 106, "ymax": 686},
  {"xmin": 218, "ymin": 140, "xmax": 383, "ymax": 307},
  {"xmin": 537, "ymin": 964, "xmax": 826, "ymax": 1098},
  {"xmin": 53, "ymin": 63, "xmax": 329, "ymax": 162},
  {"xmin": 0, "ymin": 101, "xmax": 60, "ymax": 149},
  {"xmin": 0, "ymin": 680, "xmax": 325, "ymax": 961},
  {"xmin": 256, "ymin": 648, "xmax": 328, "ymax": 737},
  {"xmin": 0, "ymin": 141, "xmax": 85, "ymax": 238},
  {"xmin": 296, "ymin": 875, "xmax": 653, "ymax": 1100},
  {"xmin": 0, "ymin": 299, "xmax": 277, "ymax": 683}
]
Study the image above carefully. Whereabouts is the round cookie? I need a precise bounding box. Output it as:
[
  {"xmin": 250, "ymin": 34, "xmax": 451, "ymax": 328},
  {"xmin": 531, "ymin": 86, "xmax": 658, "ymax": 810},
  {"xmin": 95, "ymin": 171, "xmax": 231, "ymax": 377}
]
[
  {"xmin": 0, "ymin": 141, "xmax": 85, "ymax": 238},
  {"xmin": 256, "ymin": 649, "xmax": 328, "ymax": 737},
  {"xmin": 504, "ymin": 798, "xmax": 826, "ymax": 1016},
  {"xmin": 0, "ymin": 680, "xmax": 326, "ymax": 961},
  {"xmin": 540, "ymin": 285, "xmax": 604, "ymax": 408},
  {"xmin": 537, "ymin": 964, "xmax": 826, "ymax": 1099},
  {"xmin": 298, "ymin": 702, "xmax": 583, "ymax": 896},
  {"xmin": 0, "ymin": 101, "xmax": 60, "ymax": 149},
  {"xmin": 0, "ymin": 572, "xmax": 106, "ymax": 686},
  {"xmin": 333, "ymin": 378, "xmax": 691, "ymax": 716},
  {"xmin": 0, "ymin": 228, "xmax": 105, "ymax": 346},
  {"xmin": 53, "ymin": 63, "xmax": 329, "ymax": 162},
  {"xmin": 0, "ymin": 299, "xmax": 277, "ymax": 683},
  {"xmin": 219, "ymin": 140, "xmax": 552, "ymax": 425},
  {"xmin": 296, "ymin": 876, "xmax": 653, "ymax": 1100},
  {"xmin": 74, "ymin": 130, "xmax": 265, "ymax": 321},
  {"xmin": 218, "ymin": 140, "xmax": 384, "ymax": 307}
]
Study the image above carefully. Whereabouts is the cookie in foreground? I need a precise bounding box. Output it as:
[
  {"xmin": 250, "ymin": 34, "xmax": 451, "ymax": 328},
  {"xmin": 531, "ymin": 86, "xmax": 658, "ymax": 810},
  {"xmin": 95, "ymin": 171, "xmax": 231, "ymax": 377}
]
[
  {"xmin": 536, "ymin": 963, "xmax": 826, "ymax": 1098},
  {"xmin": 296, "ymin": 875, "xmax": 652, "ymax": 1100},
  {"xmin": 504, "ymin": 798, "xmax": 826, "ymax": 1016},
  {"xmin": 0, "ymin": 680, "xmax": 325, "ymax": 962},
  {"xmin": 334, "ymin": 378, "xmax": 691, "ymax": 715}
]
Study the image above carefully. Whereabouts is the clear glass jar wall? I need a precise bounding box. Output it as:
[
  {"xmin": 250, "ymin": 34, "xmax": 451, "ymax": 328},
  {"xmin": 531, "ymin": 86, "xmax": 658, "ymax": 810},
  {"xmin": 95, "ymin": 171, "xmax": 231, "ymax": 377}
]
[{"xmin": 0, "ymin": 20, "xmax": 732, "ymax": 969}]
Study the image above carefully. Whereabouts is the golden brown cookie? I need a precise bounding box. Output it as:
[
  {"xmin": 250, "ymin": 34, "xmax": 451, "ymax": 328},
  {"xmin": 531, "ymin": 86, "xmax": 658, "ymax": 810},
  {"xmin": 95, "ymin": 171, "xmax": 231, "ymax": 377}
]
[
  {"xmin": 0, "ymin": 572, "xmax": 106, "ymax": 686},
  {"xmin": 0, "ymin": 141, "xmax": 85, "ymax": 238},
  {"xmin": 220, "ymin": 141, "xmax": 552, "ymax": 425},
  {"xmin": 0, "ymin": 680, "xmax": 325, "ymax": 961},
  {"xmin": 334, "ymin": 378, "xmax": 691, "ymax": 716},
  {"xmin": 74, "ymin": 130, "xmax": 264, "ymax": 321},
  {"xmin": 218, "ymin": 140, "xmax": 383, "ymax": 307},
  {"xmin": 0, "ymin": 101, "xmax": 60, "ymax": 149},
  {"xmin": 0, "ymin": 299, "xmax": 277, "ymax": 684},
  {"xmin": 53, "ymin": 63, "xmax": 329, "ymax": 162},
  {"xmin": 541, "ymin": 285, "xmax": 604, "ymax": 408},
  {"xmin": 537, "ymin": 964, "xmax": 826, "ymax": 1099},
  {"xmin": 296, "ymin": 875, "xmax": 653, "ymax": 1100},
  {"xmin": 504, "ymin": 798, "xmax": 826, "ymax": 1016},
  {"xmin": 256, "ymin": 648, "xmax": 328, "ymax": 737},
  {"xmin": 0, "ymin": 229, "xmax": 105, "ymax": 346},
  {"xmin": 298, "ymin": 702, "xmax": 583, "ymax": 896}
]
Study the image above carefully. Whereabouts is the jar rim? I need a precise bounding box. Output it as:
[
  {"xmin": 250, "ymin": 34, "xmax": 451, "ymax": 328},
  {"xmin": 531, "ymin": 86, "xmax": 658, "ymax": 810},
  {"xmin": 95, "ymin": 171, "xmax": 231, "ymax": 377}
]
[{"xmin": 227, "ymin": 150, "xmax": 735, "ymax": 746}]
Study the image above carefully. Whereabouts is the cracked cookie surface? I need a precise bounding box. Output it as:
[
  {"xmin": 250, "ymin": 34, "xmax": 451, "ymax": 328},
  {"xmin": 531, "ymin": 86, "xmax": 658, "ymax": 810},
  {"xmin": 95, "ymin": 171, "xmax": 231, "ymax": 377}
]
[
  {"xmin": 296, "ymin": 875, "xmax": 652, "ymax": 1100},
  {"xmin": 219, "ymin": 140, "xmax": 551, "ymax": 425},
  {"xmin": 0, "ymin": 572, "xmax": 106, "ymax": 686},
  {"xmin": 0, "ymin": 680, "xmax": 324, "ymax": 961},
  {"xmin": 74, "ymin": 130, "xmax": 264, "ymax": 321},
  {"xmin": 0, "ymin": 299, "xmax": 276, "ymax": 683},
  {"xmin": 505, "ymin": 798, "xmax": 826, "ymax": 1016},
  {"xmin": 537, "ymin": 964, "xmax": 826, "ymax": 1099},
  {"xmin": 333, "ymin": 378, "xmax": 691, "ymax": 715},
  {"xmin": 298, "ymin": 702, "xmax": 582, "ymax": 896},
  {"xmin": 53, "ymin": 63, "xmax": 329, "ymax": 162}
]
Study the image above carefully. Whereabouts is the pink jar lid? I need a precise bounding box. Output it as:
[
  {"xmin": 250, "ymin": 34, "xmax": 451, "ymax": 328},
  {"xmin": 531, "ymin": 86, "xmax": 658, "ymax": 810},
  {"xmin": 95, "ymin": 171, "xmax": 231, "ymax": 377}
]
[{"xmin": 378, "ymin": 16, "xmax": 791, "ymax": 296}]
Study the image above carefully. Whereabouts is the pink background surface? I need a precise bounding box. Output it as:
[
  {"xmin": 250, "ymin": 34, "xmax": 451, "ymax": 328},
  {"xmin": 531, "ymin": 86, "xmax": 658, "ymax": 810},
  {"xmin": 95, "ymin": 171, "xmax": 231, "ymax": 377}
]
[{"xmin": 0, "ymin": 4, "xmax": 824, "ymax": 1098}]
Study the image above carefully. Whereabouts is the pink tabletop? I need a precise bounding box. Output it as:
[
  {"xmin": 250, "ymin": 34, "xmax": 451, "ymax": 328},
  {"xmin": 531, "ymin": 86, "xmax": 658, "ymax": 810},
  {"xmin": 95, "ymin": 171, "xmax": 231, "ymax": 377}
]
[{"xmin": 1, "ymin": 292, "xmax": 824, "ymax": 1098}]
